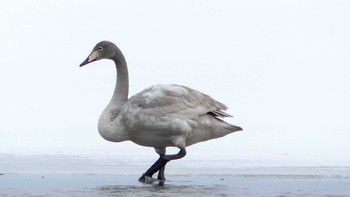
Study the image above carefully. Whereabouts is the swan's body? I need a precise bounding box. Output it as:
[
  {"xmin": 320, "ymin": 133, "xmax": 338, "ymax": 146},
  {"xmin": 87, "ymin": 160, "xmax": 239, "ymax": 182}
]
[
  {"xmin": 99, "ymin": 83, "xmax": 239, "ymax": 147},
  {"xmin": 80, "ymin": 41, "xmax": 242, "ymax": 184}
]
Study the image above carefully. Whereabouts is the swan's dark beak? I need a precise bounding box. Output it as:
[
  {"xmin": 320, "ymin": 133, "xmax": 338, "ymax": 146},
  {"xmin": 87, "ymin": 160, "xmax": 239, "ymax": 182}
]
[
  {"xmin": 79, "ymin": 58, "xmax": 90, "ymax": 67},
  {"xmin": 80, "ymin": 51, "xmax": 99, "ymax": 67}
]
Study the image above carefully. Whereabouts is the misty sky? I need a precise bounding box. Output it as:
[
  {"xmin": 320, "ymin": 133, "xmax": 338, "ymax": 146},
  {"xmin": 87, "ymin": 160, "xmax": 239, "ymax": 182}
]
[{"xmin": 1, "ymin": 0, "xmax": 349, "ymax": 165}]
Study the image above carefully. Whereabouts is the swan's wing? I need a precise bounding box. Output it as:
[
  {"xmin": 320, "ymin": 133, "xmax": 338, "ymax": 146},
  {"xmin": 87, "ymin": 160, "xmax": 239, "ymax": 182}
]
[{"xmin": 121, "ymin": 84, "xmax": 233, "ymax": 132}]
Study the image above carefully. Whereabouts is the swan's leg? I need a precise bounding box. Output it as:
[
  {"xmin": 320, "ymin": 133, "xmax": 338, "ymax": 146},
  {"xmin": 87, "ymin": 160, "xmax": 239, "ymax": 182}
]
[
  {"xmin": 139, "ymin": 148, "xmax": 187, "ymax": 183},
  {"xmin": 155, "ymin": 148, "xmax": 166, "ymax": 181},
  {"xmin": 157, "ymin": 163, "xmax": 166, "ymax": 180},
  {"xmin": 157, "ymin": 155, "xmax": 166, "ymax": 186}
]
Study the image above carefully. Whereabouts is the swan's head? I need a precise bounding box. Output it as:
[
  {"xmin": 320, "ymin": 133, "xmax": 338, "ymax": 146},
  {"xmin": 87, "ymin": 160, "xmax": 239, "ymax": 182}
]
[{"xmin": 80, "ymin": 41, "xmax": 118, "ymax": 67}]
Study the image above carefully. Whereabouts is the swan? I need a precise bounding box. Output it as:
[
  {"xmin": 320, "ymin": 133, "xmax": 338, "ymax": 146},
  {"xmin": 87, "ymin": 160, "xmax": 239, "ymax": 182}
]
[{"xmin": 80, "ymin": 41, "xmax": 242, "ymax": 184}]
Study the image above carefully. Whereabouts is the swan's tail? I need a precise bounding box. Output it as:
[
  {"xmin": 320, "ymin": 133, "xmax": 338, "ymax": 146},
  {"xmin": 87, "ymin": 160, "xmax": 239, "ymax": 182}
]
[
  {"xmin": 185, "ymin": 115, "xmax": 242, "ymax": 146},
  {"xmin": 207, "ymin": 111, "xmax": 242, "ymax": 133},
  {"xmin": 225, "ymin": 123, "xmax": 243, "ymax": 133}
]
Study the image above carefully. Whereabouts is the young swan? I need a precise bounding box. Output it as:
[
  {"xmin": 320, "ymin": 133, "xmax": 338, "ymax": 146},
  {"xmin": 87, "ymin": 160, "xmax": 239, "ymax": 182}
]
[{"xmin": 80, "ymin": 41, "xmax": 242, "ymax": 185}]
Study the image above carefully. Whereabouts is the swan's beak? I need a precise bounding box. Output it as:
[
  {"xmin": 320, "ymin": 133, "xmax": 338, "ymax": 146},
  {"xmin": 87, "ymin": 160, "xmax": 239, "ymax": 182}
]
[{"xmin": 80, "ymin": 51, "xmax": 99, "ymax": 67}]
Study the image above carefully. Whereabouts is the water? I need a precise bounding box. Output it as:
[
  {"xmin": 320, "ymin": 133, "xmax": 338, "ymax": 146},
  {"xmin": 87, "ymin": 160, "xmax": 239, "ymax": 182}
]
[
  {"xmin": 1, "ymin": 153, "xmax": 350, "ymax": 196},
  {"xmin": 1, "ymin": 174, "xmax": 350, "ymax": 196}
]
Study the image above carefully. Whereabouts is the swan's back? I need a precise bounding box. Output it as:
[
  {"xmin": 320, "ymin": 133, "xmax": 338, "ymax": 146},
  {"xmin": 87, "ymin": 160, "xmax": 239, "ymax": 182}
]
[{"xmin": 120, "ymin": 84, "xmax": 242, "ymax": 147}]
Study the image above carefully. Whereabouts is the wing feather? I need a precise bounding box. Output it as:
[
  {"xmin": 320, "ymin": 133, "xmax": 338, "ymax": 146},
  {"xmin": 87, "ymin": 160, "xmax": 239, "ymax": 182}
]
[{"xmin": 121, "ymin": 84, "xmax": 233, "ymax": 132}]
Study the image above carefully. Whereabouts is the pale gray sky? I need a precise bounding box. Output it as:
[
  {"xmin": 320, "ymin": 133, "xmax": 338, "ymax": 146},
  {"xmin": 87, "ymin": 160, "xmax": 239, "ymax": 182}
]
[{"xmin": 1, "ymin": 0, "xmax": 349, "ymax": 165}]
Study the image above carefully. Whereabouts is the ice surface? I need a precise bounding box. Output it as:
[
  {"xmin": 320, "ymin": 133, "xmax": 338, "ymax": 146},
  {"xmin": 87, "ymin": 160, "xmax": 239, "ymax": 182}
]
[{"xmin": 1, "ymin": 153, "xmax": 350, "ymax": 196}]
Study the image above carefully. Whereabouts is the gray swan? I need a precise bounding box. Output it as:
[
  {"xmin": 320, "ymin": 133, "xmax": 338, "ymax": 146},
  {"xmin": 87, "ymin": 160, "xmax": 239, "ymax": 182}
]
[{"xmin": 80, "ymin": 41, "xmax": 242, "ymax": 185}]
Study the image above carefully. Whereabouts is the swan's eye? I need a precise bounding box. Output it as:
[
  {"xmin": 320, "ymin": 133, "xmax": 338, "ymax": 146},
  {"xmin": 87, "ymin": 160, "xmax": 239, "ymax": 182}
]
[{"xmin": 98, "ymin": 46, "xmax": 103, "ymax": 51}]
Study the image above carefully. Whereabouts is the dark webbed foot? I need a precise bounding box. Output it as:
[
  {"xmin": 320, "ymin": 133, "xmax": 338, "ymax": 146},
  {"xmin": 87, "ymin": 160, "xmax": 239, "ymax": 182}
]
[
  {"xmin": 139, "ymin": 148, "xmax": 187, "ymax": 185},
  {"xmin": 138, "ymin": 174, "xmax": 158, "ymax": 183},
  {"xmin": 158, "ymin": 180, "xmax": 165, "ymax": 186},
  {"xmin": 139, "ymin": 157, "xmax": 167, "ymax": 183},
  {"xmin": 139, "ymin": 158, "xmax": 166, "ymax": 184},
  {"xmin": 138, "ymin": 173, "xmax": 146, "ymax": 182}
]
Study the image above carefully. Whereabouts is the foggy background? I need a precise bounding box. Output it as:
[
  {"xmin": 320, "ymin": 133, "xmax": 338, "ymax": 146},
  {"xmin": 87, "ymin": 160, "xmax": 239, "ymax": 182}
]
[{"xmin": 1, "ymin": 0, "xmax": 349, "ymax": 166}]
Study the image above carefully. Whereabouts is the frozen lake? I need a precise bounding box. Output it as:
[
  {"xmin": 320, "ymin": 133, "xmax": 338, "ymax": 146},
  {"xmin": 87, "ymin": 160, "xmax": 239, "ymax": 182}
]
[
  {"xmin": 1, "ymin": 153, "xmax": 350, "ymax": 196},
  {"xmin": 1, "ymin": 173, "xmax": 350, "ymax": 197}
]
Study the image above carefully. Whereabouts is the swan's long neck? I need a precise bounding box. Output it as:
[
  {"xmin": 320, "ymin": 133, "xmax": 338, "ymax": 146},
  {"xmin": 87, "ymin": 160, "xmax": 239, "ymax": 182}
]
[
  {"xmin": 111, "ymin": 52, "xmax": 129, "ymax": 108},
  {"xmin": 98, "ymin": 48, "xmax": 130, "ymax": 142}
]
